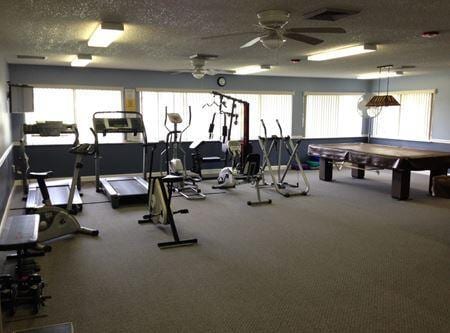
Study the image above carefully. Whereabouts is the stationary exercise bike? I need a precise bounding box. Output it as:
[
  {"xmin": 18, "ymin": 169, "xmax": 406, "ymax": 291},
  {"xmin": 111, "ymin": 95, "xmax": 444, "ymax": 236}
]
[
  {"xmin": 30, "ymin": 138, "xmax": 99, "ymax": 243},
  {"xmin": 139, "ymin": 144, "xmax": 198, "ymax": 249}
]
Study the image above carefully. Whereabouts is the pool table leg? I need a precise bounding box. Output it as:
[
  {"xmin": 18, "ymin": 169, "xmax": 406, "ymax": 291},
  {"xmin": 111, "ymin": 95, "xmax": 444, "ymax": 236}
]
[
  {"xmin": 319, "ymin": 157, "xmax": 333, "ymax": 181},
  {"xmin": 391, "ymin": 169, "xmax": 411, "ymax": 200},
  {"xmin": 351, "ymin": 164, "xmax": 365, "ymax": 179},
  {"xmin": 429, "ymin": 168, "xmax": 448, "ymax": 194}
]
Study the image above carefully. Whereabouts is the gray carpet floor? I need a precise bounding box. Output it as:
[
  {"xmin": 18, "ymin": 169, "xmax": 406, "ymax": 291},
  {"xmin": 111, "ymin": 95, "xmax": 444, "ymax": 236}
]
[{"xmin": 2, "ymin": 169, "xmax": 450, "ymax": 333}]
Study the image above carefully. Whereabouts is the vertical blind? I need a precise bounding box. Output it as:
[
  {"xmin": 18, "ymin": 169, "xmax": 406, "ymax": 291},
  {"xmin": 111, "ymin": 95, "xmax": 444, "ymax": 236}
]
[
  {"xmin": 140, "ymin": 91, "xmax": 293, "ymax": 142},
  {"xmin": 305, "ymin": 94, "xmax": 363, "ymax": 138},
  {"xmin": 372, "ymin": 91, "xmax": 433, "ymax": 140}
]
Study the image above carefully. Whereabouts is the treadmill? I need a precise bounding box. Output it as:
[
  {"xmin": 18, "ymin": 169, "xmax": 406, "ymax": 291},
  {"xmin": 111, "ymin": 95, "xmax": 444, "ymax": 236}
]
[
  {"xmin": 21, "ymin": 122, "xmax": 83, "ymax": 212},
  {"xmin": 92, "ymin": 111, "xmax": 149, "ymax": 208}
]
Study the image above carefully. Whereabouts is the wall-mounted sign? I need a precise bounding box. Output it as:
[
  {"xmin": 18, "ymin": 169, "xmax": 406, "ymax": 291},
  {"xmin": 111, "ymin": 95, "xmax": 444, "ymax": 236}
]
[{"xmin": 124, "ymin": 89, "xmax": 136, "ymax": 111}]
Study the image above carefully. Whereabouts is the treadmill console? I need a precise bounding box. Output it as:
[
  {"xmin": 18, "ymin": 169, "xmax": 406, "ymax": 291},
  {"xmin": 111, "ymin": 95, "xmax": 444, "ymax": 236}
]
[
  {"xmin": 23, "ymin": 122, "xmax": 78, "ymax": 136},
  {"xmin": 93, "ymin": 112, "xmax": 146, "ymax": 134}
]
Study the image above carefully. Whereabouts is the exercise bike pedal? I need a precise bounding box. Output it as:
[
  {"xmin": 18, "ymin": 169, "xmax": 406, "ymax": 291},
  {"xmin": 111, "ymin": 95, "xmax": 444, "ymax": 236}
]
[{"xmin": 173, "ymin": 209, "xmax": 189, "ymax": 215}]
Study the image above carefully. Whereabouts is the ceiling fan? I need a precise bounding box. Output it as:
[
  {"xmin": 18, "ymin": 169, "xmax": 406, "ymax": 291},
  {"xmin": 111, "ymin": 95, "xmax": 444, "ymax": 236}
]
[
  {"xmin": 202, "ymin": 9, "xmax": 346, "ymax": 49},
  {"xmin": 172, "ymin": 54, "xmax": 235, "ymax": 79}
]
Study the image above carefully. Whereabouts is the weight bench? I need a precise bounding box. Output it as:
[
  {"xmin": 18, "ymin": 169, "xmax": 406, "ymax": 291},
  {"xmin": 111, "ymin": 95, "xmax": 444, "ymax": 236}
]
[
  {"xmin": 0, "ymin": 215, "xmax": 43, "ymax": 271},
  {"xmin": 0, "ymin": 215, "xmax": 51, "ymax": 316}
]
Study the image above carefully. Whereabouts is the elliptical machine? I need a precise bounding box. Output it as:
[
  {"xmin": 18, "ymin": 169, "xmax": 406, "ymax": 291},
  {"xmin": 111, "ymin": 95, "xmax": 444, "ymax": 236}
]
[
  {"xmin": 160, "ymin": 106, "xmax": 205, "ymax": 200},
  {"xmin": 30, "ymin": 134, "xmax": 99, "ymax": 243},
  {"xmin": 259, "ymin": 119, "xmax": 310, "ymax": 197}
]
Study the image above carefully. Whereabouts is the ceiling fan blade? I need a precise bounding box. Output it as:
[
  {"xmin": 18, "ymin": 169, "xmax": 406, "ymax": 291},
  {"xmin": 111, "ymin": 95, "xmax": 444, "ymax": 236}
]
[
  {"xmin": 240, "ymin": 36, "xmax": 262, "ymax": 48},
  {"xmin": 286, "ymin": 27, "xmax": 346, "ymax": 34},
  {"xmin": 283, "ymin": 33, "xmax": 323, "ymax": 45},
  {"xmin": 201, "ymin": 31, "xmax": 258, "ymax": 40}
]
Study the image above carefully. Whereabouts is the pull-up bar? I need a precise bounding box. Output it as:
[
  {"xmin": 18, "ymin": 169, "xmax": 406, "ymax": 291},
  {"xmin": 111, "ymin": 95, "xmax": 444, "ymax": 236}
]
[{"xmin": 212, "ymin": 91, "xmax": 248, "ymax": 105}]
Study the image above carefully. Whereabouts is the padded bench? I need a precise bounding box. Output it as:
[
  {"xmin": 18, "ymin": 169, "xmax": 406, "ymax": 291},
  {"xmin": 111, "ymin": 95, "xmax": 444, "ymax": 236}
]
[{"xmin": 0, "ymin": 214, "xmax": 40, "ymax": 252}]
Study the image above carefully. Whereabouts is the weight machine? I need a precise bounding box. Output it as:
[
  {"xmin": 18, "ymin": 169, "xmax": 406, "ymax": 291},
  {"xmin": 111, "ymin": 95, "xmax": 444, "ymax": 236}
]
[
  {"xmin": 202, "ymin": 91, "xmax": 270, "ymax": 205},
  {"xmin": 259, "ymin": 119, "xmax": 310, "ymax": 197},
  {"xmin": 191, "ymin": 91, "xmax": 249, "ymax": 176}
]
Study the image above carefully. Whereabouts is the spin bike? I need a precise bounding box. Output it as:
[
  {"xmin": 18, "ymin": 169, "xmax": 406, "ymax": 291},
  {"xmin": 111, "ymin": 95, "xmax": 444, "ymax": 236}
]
[
  {"xmin": 139, "ymin": 144, "xmax": 198, "ymax": 249},
  {"xmin": 160, "ymin": 106, "xmax": 205, "ymax": 200},
  {"xmin": 30, "ymin": 139, "xmax": 99, "ymax": 243}
]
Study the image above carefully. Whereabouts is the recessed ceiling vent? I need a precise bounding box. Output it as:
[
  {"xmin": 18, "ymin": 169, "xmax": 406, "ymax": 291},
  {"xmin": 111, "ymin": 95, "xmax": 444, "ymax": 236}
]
[
  {"xmin": 303, "ymin": 8, "xmax": 360, "ymax": 21},
  {"xmin": 17, "ymin": 55, "xmax": 47, "ymax": 60}
]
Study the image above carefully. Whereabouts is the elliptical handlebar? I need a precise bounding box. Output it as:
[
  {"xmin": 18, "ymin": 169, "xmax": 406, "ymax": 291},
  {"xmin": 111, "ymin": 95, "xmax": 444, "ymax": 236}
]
[
  {"xmin": 260, "ymin": 119, "xmax": 267, "ymax": 139},
  {"xmin": 276, "ymin": 119, "xmax": 283, "ymax": 137},
  {"xmin": 164, "ymin": 106, "xmax": 170, "ymax": 132},
  {"xmin": 181, "ymin": 106, "xmax": 192, "ymax": 134}
]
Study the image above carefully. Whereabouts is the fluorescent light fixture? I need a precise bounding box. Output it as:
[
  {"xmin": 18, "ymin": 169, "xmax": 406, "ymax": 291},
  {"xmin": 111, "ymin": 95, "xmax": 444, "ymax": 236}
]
[
  {"xmin": 235, "ymin": 65, "xmax": 271, "ymax": 75},
  {"xmin": 357, "ymin": 71, "xmax": 403, "ymax": 80},
  {"xmin": 307, "ymin": 44, "xmax": 377, "ymax": 61},
  {"xmin": 88, "ymin": 22, "xmax": 124, "ymax": 47},
  {"xmin": 71, "ymin": 54, "xmax": 92, "ymax": 67}
]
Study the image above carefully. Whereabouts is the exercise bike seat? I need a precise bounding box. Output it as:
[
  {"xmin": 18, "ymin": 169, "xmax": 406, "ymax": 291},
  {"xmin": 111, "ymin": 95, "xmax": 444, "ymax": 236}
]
[
  {"xmin": 29, "ymin": 171, "xmax": 53, "ymax": 179},
  {"xmin": 162, "ymin": 174, "xmax": 184, "ymax": 183}
]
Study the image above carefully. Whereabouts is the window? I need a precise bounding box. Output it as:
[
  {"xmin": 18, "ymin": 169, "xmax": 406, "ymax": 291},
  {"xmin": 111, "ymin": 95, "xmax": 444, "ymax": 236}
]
[
  {"xmin": 140, "ymin": 90, "xmax": 293, "ymax": 142},
  {"xmin": 25, "ymin": 87, "xmax": 123, "ymax": 144},
  {"xmin": 304, "ymin": 93, "xmax": 363, "ymax": 138},
  {"xmin": 372, "ymin": 91, "xmax": 433, "ymax": 141},
  {"xmin": 74, "ymin": 89, "xmax": 123, "ymax": 143},
  {"xmin": 25, "ymin": 88, "xmax": 75, "ymax": 145}
]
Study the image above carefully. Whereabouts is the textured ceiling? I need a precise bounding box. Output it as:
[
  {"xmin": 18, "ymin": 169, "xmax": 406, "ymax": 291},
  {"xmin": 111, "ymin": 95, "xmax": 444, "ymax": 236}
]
[{"xmin": 0, "ymin": 0, "xmax": 450, "ymax": 78}]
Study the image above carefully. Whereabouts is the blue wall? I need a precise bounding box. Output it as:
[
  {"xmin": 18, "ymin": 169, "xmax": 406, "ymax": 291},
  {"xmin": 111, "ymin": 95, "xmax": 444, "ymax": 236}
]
[
  {"xmin": 8, "ymin": 64, "xmax": 370, "ymax": 179},
  {"xmin": 9, "ymin": 64, "xmax": 370, "ymax": 138},
  {"xmin": 0, "ymin": 57, "xmax": 13, "ymax": 220}
]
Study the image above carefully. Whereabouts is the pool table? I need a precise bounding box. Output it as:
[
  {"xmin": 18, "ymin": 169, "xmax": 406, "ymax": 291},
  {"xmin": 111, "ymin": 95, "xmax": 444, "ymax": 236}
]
[{"xmin": 308, "ymin": 143, "xmax": 450, "ymax": 200}]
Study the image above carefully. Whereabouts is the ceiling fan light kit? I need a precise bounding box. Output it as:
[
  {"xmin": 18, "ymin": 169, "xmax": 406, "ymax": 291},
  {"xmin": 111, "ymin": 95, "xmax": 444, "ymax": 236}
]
[
  {"xmin": 308, "ymin": 44, "xmax": 377, "ymax": 61},
  {"xmin": 261, "ymin": 34, "xmax": 286, "ymax": 49}
]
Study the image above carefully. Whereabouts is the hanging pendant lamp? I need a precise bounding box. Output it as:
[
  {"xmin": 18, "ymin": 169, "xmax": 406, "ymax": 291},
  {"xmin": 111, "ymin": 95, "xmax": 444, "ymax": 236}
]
[{"xmin": 366, "ymin": 65, "xmax": 401, "ymax": 107}]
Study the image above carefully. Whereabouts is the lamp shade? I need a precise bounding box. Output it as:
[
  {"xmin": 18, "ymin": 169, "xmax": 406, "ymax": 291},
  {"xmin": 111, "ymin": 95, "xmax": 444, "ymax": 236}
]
[{"xmin": 366, "ymin": 95, "xmax": 400, "ymax": 107}]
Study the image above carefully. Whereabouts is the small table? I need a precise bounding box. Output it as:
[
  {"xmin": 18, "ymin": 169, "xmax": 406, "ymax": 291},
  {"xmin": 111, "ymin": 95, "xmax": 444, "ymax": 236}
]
[{"xmin": 308, "ymin": 143, "xmax": 450, "ymax": 200}]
